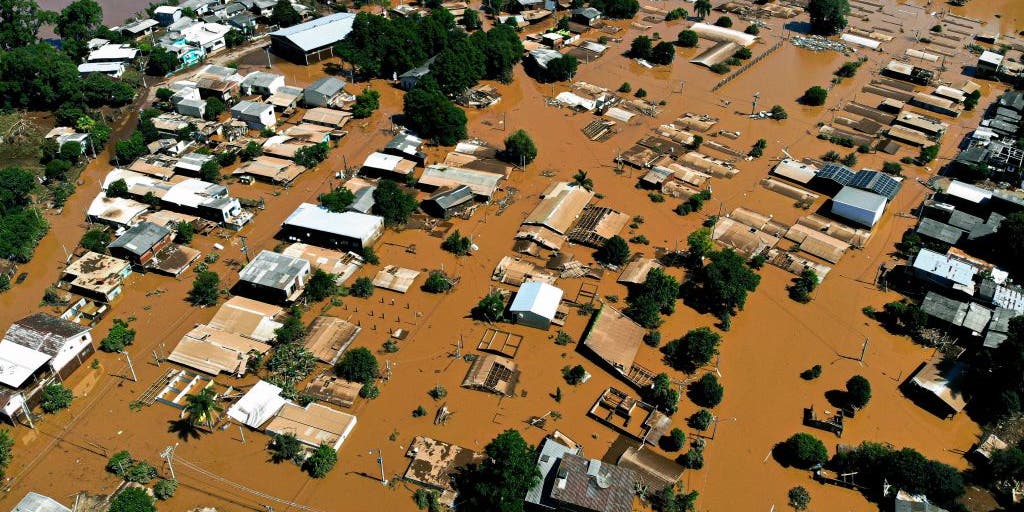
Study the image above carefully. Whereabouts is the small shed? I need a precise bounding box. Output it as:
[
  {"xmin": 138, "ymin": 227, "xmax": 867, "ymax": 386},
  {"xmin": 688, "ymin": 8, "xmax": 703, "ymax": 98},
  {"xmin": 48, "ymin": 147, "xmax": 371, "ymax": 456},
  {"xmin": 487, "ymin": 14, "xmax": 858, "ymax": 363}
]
[
  {"xmin": 509, "ymin": 281, "xmax": 564, "ymax": 330},
  {"xmin": 462, "ymin": 354, "xmax": 519, "ymax": 396},
  {"xmin": 831, "ymin": 186, "xmax": 887, "ymax": 228}
]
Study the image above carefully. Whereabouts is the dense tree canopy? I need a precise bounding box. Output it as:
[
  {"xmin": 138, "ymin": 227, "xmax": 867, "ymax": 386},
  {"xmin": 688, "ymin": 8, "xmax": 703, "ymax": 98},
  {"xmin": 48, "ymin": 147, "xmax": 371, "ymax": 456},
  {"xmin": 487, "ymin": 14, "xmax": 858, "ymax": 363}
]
[
  {"xmin": 56, "ymin": 0, "xmax": 103, "ymax": 60},
  {"xmin": 801, "ymin": 85, "xmax": 829, "ymax": 106},
  {"xmin": 270, "ymin": 0, "xmax": 302, "ymax": 27},
  {"xmin": 685, "ymin": 248, "xmax": 760, "ymax": 321},
  {"xmin": 663, "ymin": 327, "xmax": 721, "ymax": 372},
  {"xmin": 372, "ymin": 179, "xmax": 419, "ymax": 226},
  {"xmin": 0, "ymin": 167, "xmax": 47, "ymax": 262},
  {"xmin": 807, "ymin": 0, "xmax": 850, "ymax": 35},
  {"xmin": 833, "ymin": 442, "xmax": 964, "ymax": 507},
  {"xmin": 455, "ymin": 429, "xmax": 542, "ymax": 512},
  {"xmin": 589, "ymin": 0, "xmax": 640, "ymax": 19},
  {"xmin": 335, "ymin": 347, "xmax": 379, "ymax": 383},
  {"xmin": 778, "ymin": 433, "xmax": 828, "ymax": 469},
  {"xmin": 597, "ymin": 235, "xmax": 630, "ymax": 266},
  {"xmin": 403, "ymin": 77, "xmax": 467, "ymax": 146},
  {"xmin": 542, "ymin": 55, "xmax": 578, "ymax": 82},
  {"xmin": 0, "ymin": 0, "xmax": 53, "ymax": 50},
  {"xmin": 501, "ymin": 129, "xmax": 537, "ymax": 165},
  {"xmin": 108, "ymin": 487, "xmax": 156, "ymax": 512},
  {"xmin": 625, "ymin": 268, "xmax": 680, "ymax": 328},
  {"xmin": 997, "ymin": 212, "xmax": 1024, "ymax": 280}
]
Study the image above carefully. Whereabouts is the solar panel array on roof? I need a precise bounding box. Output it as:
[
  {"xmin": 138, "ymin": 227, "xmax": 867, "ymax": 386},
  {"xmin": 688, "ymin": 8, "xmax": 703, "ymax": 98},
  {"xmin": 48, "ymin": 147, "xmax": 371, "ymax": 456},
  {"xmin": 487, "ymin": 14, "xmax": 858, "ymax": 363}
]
[
  {"xmin": 816, "ymin": 163, "xmax": 856, "ymax": 185},
  {"xmin": 850, "ymin": 170, "xmax": 900, "ymax": 199}
]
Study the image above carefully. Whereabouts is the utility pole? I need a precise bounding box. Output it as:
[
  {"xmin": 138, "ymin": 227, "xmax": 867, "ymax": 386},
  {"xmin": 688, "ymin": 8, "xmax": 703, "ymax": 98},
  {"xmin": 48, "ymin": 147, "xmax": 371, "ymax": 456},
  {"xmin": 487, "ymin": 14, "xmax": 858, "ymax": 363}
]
[
  {"xmin": 160, "ymin": 443, "xmax": 178, "ymax": 480},
  {"xmin": 20, "ymin": 395, "xmax": 34, "ymax": 429},
  {"xmin": 373, "ymin": 448, "xmax": 387, "ymax": 485},
  {"xmin": 121, "ymin": 351, "xmax": 137, "ymax": 382},
  {"xmin": 384, "ymin": 361, "xmax": 392, "ymax": 381},
  {"xmin": 859, "ymin": 338, "xmax": 869, "ymax": 363},
  {"xmin": 240, "ymin": 235, "xmax": 250, "ymax": 263},
  {"xmin": 751, "ymin": 91, "xmax": 760, "ymax": 116},
  {"xmin": 264, "ymin": 45, "xmax": 272, "ymax": 69}
]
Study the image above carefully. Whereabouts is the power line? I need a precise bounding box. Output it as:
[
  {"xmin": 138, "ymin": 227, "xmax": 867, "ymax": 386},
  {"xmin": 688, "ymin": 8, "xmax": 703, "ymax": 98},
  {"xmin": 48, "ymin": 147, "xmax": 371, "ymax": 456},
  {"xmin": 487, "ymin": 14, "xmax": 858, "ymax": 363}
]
[{"xmin": 175, "ymin": 457, "xmax": 328, "ymax": 512}]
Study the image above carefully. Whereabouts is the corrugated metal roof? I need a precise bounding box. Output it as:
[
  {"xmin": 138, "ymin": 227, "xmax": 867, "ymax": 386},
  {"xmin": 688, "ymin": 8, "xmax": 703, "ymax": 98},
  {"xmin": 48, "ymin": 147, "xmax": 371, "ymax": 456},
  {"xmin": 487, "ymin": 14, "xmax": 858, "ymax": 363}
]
[
  {"xmin": 109, "ymin": 222, "xmax": 171, "ymax": 256},
  {"xmin": 283, "ymin": 202, "xmax": 383, "ymax": 242},
  {"xmin": 510, "ymin": 281, "xmax": 563, "ymax": 320},
  {"xmin": 238, "ymin": 250, "xmax": 309, "ymax": 290},
  {"xmin": 270, "ymin": 12, "xmax": 356, "ymax": 52}
]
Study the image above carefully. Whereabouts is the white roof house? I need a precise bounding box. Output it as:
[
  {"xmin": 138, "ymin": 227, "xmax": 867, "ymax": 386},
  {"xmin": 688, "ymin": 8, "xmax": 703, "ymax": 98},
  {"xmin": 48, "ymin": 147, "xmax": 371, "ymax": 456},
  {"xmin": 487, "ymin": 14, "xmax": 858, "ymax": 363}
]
[
  {"xmin": 241, "ymin": 71, "xmax": 286, "ymax": 96},
  {"xmin": 9, "ymin": 492, "xmax": 71, "ymax": 512},
  {"xmin": 281, "ymin": 202, "xmax": 384, "ymax": 250},
  {"xmin": 227, "ymin": 380, "xmax": 288, "ymax": 428},
  {"xmin": 509, "ymin": 281, "xmax": 564, "ymax": 330},
  {"xmin": 87, "ymin": 43, "xmax": 139, "ymax": 63},
  {"xmin": 912, "ymin": 248, "xmax": 979, "ymax": 296},
  {"xmin": 944, "ymin": 180, "xmax": 992, "ymax": 205},
  {"xmin": 831, "ymin": 186, "xmax": 887, "ymax": 227},
  {"xmin": 78, "ymin": 62, "xmax": 126, "ymax": 77},
  {"xmin": 87, "ymin": 194, "xmax": 150, "ymax": 227},
  {"xmin": 689, "ymin": 22, "xmax": 757, "ymax": 46},
  {"xmin": 181, "ymin": 22, "xmax": 231, "ymax": 53},
  {"xmin": 269, "ymin": 12, "xmax": 356, "ymax": 64},
  {"xmin": 0, "ymin": 341, "xmax": 52, "ymax": 389},
  {"xmin": 772, "ymin": 158, "xmax": 818, "ymax": 184}
]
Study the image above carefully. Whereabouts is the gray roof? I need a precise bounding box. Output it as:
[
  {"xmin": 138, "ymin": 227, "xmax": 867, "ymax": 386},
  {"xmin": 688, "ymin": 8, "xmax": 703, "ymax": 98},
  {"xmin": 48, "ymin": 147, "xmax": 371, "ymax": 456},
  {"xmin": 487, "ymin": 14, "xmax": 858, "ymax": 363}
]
[
  {"xmin": 232, "ymin": 100, "xmax": 272, "ymax": 116},
  {"xmin": 427, "ymin": 185, "xmax": 474, "ymax": 210},
  {"xmin": 239, "ymin": 250, "xmax": 309, "ymax": 290},
  {"xmin": 400, "ymin": 56, "xmax": 436, "ymax": 80},
  {"xmin": 916, "ymin": 218, "xmax": 964, "ymax": 245},
  {"xmin": 1001, "ymin": 90, "xmax": 1024, "ymax": 113},
  {"xmin": 984, "ymin": 307, "xmax": 1017, "ymax": 348},
  {"xmin": 963, "ymin": 302, "xmax": 993, "ymax": 333},
  {"xmin": 385, "ymin": 132, "xmax": 424, "ymax": 156},
  {"xmin": 955, "ymin": 146, "xmax": 989, "ymax": 166},
  {"xmin": 10, "ymin": 493, "xmax": 71, "ymax": 512},
  {"xmin": 306, "ymin": 76, "xmax": 347, "ymax": 96},
  {"xmin": 4, "ymin": 313, "xmax": 90, "ymax": 357},
  {"xmin": 548, "ymin": 453, "xmax": 636, "ymax": 512},
  {"xmin": 526, "ymin": 438, "xmax": 584, "ymax": 506},
  {"xmin": 270, "ymin": 12, "xmax": 356, "ymax": 52},
  {"xmin": 833, "ymin": 186, "xmax": 887, "ymax": 212},
  {"xmin": 349, "ymin": 186, "xmax": 376, "ymax": 214},
  {"xmin": 109, "ymin": 222, "xmax": 172, "ymax": 257},
  {"xmin": 572, "ymin": 7, "xmax": 601, "ymax": 18},
  {"xmin": 894, "ymin": 492, "xmax": 949, "ymax": 512},
  {"xmin": 241, "ymin": 71, "xmax": 283, "ymax": 89},
  {"xmin": 921, "ymin": 291, "xmax": 967, "ymax": 325},
  {"xmin": 947, "ymin": 210, "xmax": 983, "ymax": 231},
  {"xmin": 228, "ymin": 11, "xmax": 256, "ymax": 25}
]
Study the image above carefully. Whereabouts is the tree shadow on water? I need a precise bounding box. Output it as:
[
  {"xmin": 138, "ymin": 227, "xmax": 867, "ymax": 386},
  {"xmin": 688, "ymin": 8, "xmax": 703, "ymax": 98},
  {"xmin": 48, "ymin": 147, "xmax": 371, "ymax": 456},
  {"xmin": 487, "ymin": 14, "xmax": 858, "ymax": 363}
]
[{"xmin": 167, "ymin": 419, "xmax": 203, "ymax": 441}]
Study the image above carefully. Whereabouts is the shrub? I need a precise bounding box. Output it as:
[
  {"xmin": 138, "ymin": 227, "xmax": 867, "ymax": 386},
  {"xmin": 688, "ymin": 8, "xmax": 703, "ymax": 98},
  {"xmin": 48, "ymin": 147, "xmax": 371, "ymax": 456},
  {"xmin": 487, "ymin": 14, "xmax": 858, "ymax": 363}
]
[
  {"xmin": 788, "ymin": 486, "xmax": 811, "ymax": 511},
  {"xmin": 335, "ymin": 347, "xmax": 379, "ymax": 383},
  {"xmin": 618, "ymin": 82, "xmax": 632, "ymax": 93},
  {"xmin": 801, "ymin": 86, "xmax": 828, "ymax": 106},
  {"xmin": 800, "ymin": 365, "xmax": 822, "ymax": 380},
  {"xmin": 359, "ymin": 382, "xmax": 380, "ymax": 399},
  {"xmin": 108, "ymin": 487, "xmax": 155, "ymax": 512},
  {"xmin": 665, "ymin": 7, "xmax": 687, "ymax": 20},
  {"xmin": 304, "ymin": 443, "xmax": 338, "ymax": 478},
  {"xmin": 423, "ymin": 271, "xmax": 453, "ymax": 293},
  {"xmin": 882, "ymin": 162, "xmax": 903, "ymax": 175},
  {"xmin": 714, "ymin": 15, "xmax": 733, "ymax": 27},
  {"xmin": 709, "ymin": 63, "xmax": 730, "ymax": 74},
  {"xmin": 661, "ymin": 428, "xmax": 687, "ymax": 452},
  {"xmin": 562, "ymin": 365, "xmax": 587, "ymax": 385},
  {"xmin": 644, "ymin": 330, "xmax": 662, "ymax": 347},
  {"xmin": 100, "ymin": 319, "xmax": 136, "ymax": 352},
  {"xmin": 413, "ymin": 406, "xmax": 428, "ymax": 417},
  {"xmin": 635, "ymin": 88, "xmax": 648, "ymax": 98},
  {"xmin": 125, "ymin": 461, "xmax": 157, "ymax": 484},
  {"xmin": 734, "ymin": 47, "xmax": 752, "ymax": 59},
  {"xmin": 846, "ymin": 375, "xmax": 871, "ymax": 409},
  {"xmin": 428, "ymin": 385, "xmax": 448, "ymax": 400},
  {"xmin": 744, "ymin": 24, "xmax": 760, "ymax": 35},
  {"xmin": 106, "ymin": 451, "xmax": 134, "ymax": 477},
  {"xmin": 442, "ymin": 230, "xmax": 472, "ymax": 255},
  {"xmin": 677, "ymin": 30, "xmax": 699, "ymax": 47},
  {"xmin": 770, "ymin": 104, "xmax": 788, "ymax": 119},
  {"xmin": 270, "ymin": 432, "xmax": 303, "ymax": 463},
  {"xmin": 473, "ymin": 291, "xmax": 506, "ymax": 322},
  {"xmin": 679, "ymin": 447, "xmax": 704, "ymax": 469}
]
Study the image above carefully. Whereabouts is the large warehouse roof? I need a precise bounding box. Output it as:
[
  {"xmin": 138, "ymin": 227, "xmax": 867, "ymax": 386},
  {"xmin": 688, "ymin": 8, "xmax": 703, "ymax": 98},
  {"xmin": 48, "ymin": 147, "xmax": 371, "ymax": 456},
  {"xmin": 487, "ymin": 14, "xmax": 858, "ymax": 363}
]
[{"xmin": 270, "ymin": 13, "xmax": 355, "ymax": 52}]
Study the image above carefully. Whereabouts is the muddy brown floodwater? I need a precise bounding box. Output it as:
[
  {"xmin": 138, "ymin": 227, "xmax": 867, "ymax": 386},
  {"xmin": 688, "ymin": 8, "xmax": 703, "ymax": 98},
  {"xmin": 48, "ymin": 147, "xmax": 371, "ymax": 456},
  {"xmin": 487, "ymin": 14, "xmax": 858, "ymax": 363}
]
[{"xmin": 0, "ymin": 0, "xmax": 1020, "ymax": 511}]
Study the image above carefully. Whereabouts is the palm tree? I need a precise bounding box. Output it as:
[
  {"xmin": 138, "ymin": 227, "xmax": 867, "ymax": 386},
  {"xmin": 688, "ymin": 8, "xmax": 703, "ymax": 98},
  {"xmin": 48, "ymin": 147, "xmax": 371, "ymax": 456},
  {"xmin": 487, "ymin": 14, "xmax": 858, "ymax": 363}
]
[
  {"xmin": 695, "ymin": 0, "xmax": 712, "ymax": 19},
  {"xmin": 184, "ymin": 388, "xmax": 222, "ymax": 430},
  {"xmin": 572, "ymin": 170, "xmax": 594, "ymax": 191}
]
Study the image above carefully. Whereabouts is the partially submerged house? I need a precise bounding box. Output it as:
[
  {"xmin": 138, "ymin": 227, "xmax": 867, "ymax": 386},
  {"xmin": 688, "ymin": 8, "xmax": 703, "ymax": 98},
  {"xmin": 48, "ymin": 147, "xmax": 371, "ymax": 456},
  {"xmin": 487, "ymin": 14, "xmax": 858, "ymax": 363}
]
[
  {"xmin": 108, "ymin": 222, "xmax": 173, "ymax": 266},
  {"xmin": 580, "ymin": 305, "xmax": 652, "ymax": 387},
  {"xmin": 270, "ymin": 13, "xmax": 356, "ymax": 64},
  {"xmin": 264, "ymin": 401, "xmax": 357, "ymax": 450},
  {"xmin": 906, "ymin": 355, "xmax": 969, "ymax": 418},
  {"xmin": 403, "ymin": 436, "xmax": 486, "ymax": 508},
  {"xmin": 0, "ymin": 314, "xmax": 94, "ymax": 420},
  {"xmin": 236, "ymin": 250, "xmax": 311, "ymax": 303},
  {"xmin": 168, "ymin": 324, "xmax": 271, "ymax": 376},
  {"xmin": 280, "ymin": 202, "xmax": 384, "ymax": 251},
  {"xmin": 61, "ymin": 252, "xmax": 133, "ymax": 303},
  {"xmin": 509, "ymin": 281, "xmax": 564, "ymax": 330},
  {"xmin": 208, "ymin": 296, "xmax": 283, "ymax": 343},
  {"xmin": 537, "ymin": 452, "xmax": 636, "ymax": 512},
  {"xmin": 303, "ymin": 316, "xmax": 361, "ymax": 365},
  {"xmin": 303, "ymin": 77, "xmax": 349, "ymax": 108},
  {"xmin": 588, "ymin": 387, "xmax": 671, "ymax": 445},
  {"xmin": 461, "ymin": 354, "xmax": 519, "ymax": 396},
  {"xmin": 421, "ymin": 186, "xmax": 475, "ymax": 219}
]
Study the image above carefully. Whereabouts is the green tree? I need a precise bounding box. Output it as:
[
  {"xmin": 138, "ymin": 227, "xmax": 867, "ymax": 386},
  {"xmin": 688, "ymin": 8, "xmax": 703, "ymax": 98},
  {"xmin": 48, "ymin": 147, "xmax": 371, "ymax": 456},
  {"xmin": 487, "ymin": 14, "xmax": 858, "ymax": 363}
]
[
  {"xmin": 596, "ymin": 235, "xmax": 630, "ymax": 266},
  {"xmin": 807, "ymin": 0, "xmax": 850, "ymax": 35},
  {"xmin": 44, "ymin": 159, "xmax": 71, "ymax": 182},
  {"xmin": 688, "ymin": 409, "xmax": 714, "ymax": 430},
  {"xmin": 462, "ymin": 8, "xmax": 481, "ymax": 30},
  {"xmin": 175, "ymin": 221, "xmax": 194, "ymax": 244},
  {"xmin": 225, "ymin": 28, "xmax": 244, "ymax": 48},
  {"xmin": 0, "ymin": 430, "xmax": 12, "ymax": 479},
  {"xmin": 106, "ymin": 451, "xmax": 133, "ymax": 476},
  {"xmin": 502, "ymin": 129, "xmax": 538, "ymax": 165},
  {"xmin": 473, "ymin": 291, "xmax": 506, "ymax": 322},
  {"xmin": 403, "ymin": 77, "xmax": 468, "ymax": 145},
  {"xmin": 665, "ymin": 7, "xmax": 687, "ymax": 20},
  {"xmin": 183, "ymin": 388, "xmax": 222, "ymax": 429},
  {"xmin": 204, "ymin": 96, "xmax": 226, "ymax": 121},
  {"xmin": 572, "ymin": 170, "xmax": 594, "ymax": 191},
  {"xmin": 0, "ymin": 0, "xmax": 52, "ymax": 50},
  {"xmin": 744, "ymin": 24, "xmax": 760, "ymax": 35},
  {"xmin": 199, "ymin": 159, "xmax": 222, "ymax": 183},
  {"xmin": 318, "ymin": 186, "xmax": 356, "ymax": 213},
  {"xmin": 662, "ymin": 327, "xmax": 721, "ymax": 372},
  {"xmin": 294, "ymin": 142, "xmax": 329, "ymax": 169},
  {"xmin": 56, "ymin": 0, "xmax": 102, "ymax": 60},
  {"xmin": 59, "ymin": 140, "xmax": 82, "ymax": 164},
  {"xmin": 154, "ymin": 479, "xmax": 178, "ymax": 500},
  {"xmin": 686, "ymin": 248, "xmax": 761, "ymax": 321},
  {"xmin": 989, "ymin": 447, "xmax": 1024, "ymax": 486},
  {"xmin": 652, "ymin": 484, "xmax": 698, "ymax": 512},
  {"xmin": 778, "ymin": 433, "xmax": 828, "ymax": 469},
  {"xmin": 662, "ymin": 428, "xmax": 686, "ymax": 452},
  {"xmin": 688, "ymin": 373, "xmax": 724, "ymax": 407},
  {"xmin": 687, "ymin": 227, "xmax": 713, "ymax": 262},
  {"xmin": 305, "ymin": 269, "xmax": 339, "ymax": 302},
  {"xmin": 431, "ymin": 40, "xmax": 486, "ymax": 96},
  {"xmin": 787, "ymin": 269, "xmax": 819, "ymax": 303},
  {"xmin": 677, "ymin": 29, "xmax": 699, "ymax": 47},
  {"xmin": 544, "ymin": 55, "xmax": 578, "ymax": 82},
  {"xmin": 350, "ymin": 276, "xmax": 374, "ymax": 298},
  {"xmin": 80, "ymin": 228, "xmax": 111, "ymax": 253},
  {"xmin": 455, "ymin": 429, "xmax": 542, "ymax": 512},
  {"xmin": 146, "ymin": 46, "xmax": 179, "ymax": 75},
  {"xmin": 629, "ymin": 35, "xmax": 653, "ymax": 59},
  {"xmin": 352, "ymin": 88, "xmax": 381, "ymax": 118},
  {"xmin": 770, "ymin": 104, "xmax": 788, "ymax": 119},
  {"xmin": 441, "ymin": 230, "xmax": 472, "ymax": 255},
  {"xmin": 335, "ymin": 347, "xmax": 379, "ymax": 383},
  {"xmin": 40, "ymin": 383, "xmax": 73, "ymax": 413},
  {"xmin": 845, "ymin": 375, "xmax": 871, "ymax": 409},
  {"xmin": 304, "ymin": 443, "xmax": 338, "ymax": 478},
  {"xmin": 801, "ymin": 85, "xmax": 829, "ymax": 106},
  {"xmin": 270, "ymin": 432, "xmax": 303, "ymax": 463},
  {"xmin": 124, "ymin": 461, "xmax": 156, "ymax": 483},
  {"xmin": 114, "ymin": 132, "xmax": 147, "ymax": 164},
  {"xmin": 650, "ymin": 41, "xmax": 676, "ymax": 65},
  {"xmin": 788, "ymin": 486, "xmax": 811, "ymax": 511},
  {"xmin": 644, "ymin": 373, "xmax": 680, "ymax": 415},
  {"xmin": 624, "ymin": 268, "xmax": 680, "ymax": 328},
  {"xmin": 273, "ymin": 307, "xmax": 306, "ymax": 344},
  {"xmin": 423, "ymin": 271, "xmax": 453, "ymax": 293},
  {"xmin": 999, "ymin": 212, "xmax": 1024, "ymax": 280},
  {"xmin": 694, "ymin": 0, "xmax": 712, "ymax": 18},
  {"xmin": 881, "ymin": 299, "xmax": 927, "ymax": 335},
  {"xmin": 372, "ymin": 179, "xmax": 419, "ymax": 226},
  {"xmin": 562, "ymin": 364, "xmax": 587, "ymax": 385},
  {"xmin": 108, "ymin": 487, "xmax": 156, "ymax": 512},
  {"xmin": 919, "ymin": 144, "xmax": 940, "ymax": 164},
  {"xmin": 270, "ymin": 0, "xmax": 302, "ymax": 27},
  {"xmin": 240, "ymin": 140, "xmax": 263, "ymax": 161},
  {"xmin": 188, "ymin": 271, "xmax": 220, "ymax": 306},
  {"xmin": 714, "ymin": 15, "xmax": 733, "ymax": 27},
  {"xmin": 100, "ymin": 319, "xmax": 135, "ymax": 352}
]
